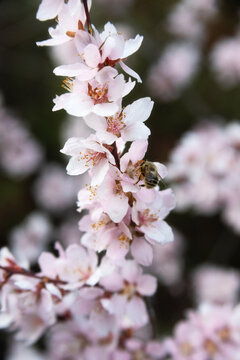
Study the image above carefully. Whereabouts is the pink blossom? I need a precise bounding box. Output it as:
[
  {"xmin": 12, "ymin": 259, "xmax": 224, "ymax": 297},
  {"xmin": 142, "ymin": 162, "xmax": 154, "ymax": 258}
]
[
  {"xmin": 10, "ymin": 212, "xmax": 52, "ymax": 264},
  {"xmin": 166, "ymin": 0, "xmax": 218, "ymax": 41},
  {"xmin": 58, "ymin": 217, "xmax": 82, "ymax": 247},
  {"xmin": 132, "ymin": 188, "xmax": 175, "ymax": 244},
  {"xmin": 168, "ymin": 121, "xmax": 240, "ymax": 232},
  {"xmin": 36, "ymin": 0, "xmax": 82, "ymax": 21},
  {"xmin": 80, "ymin": 206, "xmax": 154, "ymax": 266},
  {"xmin": 210, "ymin": 34, "xmax": 240, "ymax": 88},
  {"xmin": 148, "ymin": 229, "xmax": 184, "ymax": 286},
  {"xmin": 54, "ymin": 22, "xmax": 143, "ymax": 82},
  {"xmin": 37, "ymin": 0, "xmax": 90, "ymax": 46},
  {"xmin": 120, "ymin": 140, "xmax": 168, "ymax": 193},
  {"xmin": 165, "ymin": 304, "xmax": 240, "ymax": 360},
  {"xmin": 83, "ymin": 97, "xmax": 153, "ymax": 144},
  {"xmin": 61, "ymin": 134, "xmax": 115, "ymax": 185},
  {"xmin": 0, "ymin": 108, "xmax": 43, "ymax": 178},
  {"xmin": 192, "ymin": 265, "xmax": 240, "ymax": 305},
  {"xmin": 33, "ymin": 164, "xmax": 79, "ymax": 212},
  {"xmin": 167, "ymin": 4, "xmax": 205, "ymax": 41},
  {"xmin": 100, "ymin": 260, "xmax": 157, "ymax": 329},
  {"xmin": 53, "ymin": 67, "xmax": 135, "ymax": 117},
  {"xmin": 39, "ymin": 243, "xmax": 100, "ymax": 289},
  {"xmin": 0, "ymin": 283, "xmax": 56, "ymax": 345},
  {"xmin": 147, "ymin": 43, "xmax": 200, "ymax": 101}
]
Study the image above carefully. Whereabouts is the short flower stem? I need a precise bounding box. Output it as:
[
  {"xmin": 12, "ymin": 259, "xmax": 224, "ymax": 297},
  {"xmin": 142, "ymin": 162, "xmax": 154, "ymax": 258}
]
[
  {"xmin": 112, "ymin": 141, "xmax": 121, "ymax": 170},
  {"xmin": 0, "ymin": 265, "xmax": 66, "ymax": 285},
  {"xmin": 82, "ymin": 0, "xmax": 93, "ymax": 35}
]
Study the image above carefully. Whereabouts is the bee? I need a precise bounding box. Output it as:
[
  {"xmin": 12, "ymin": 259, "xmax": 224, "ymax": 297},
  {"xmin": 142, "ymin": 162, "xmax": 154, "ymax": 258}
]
[{"xmin": 137, "ymin": 161, "xmax": 166, "ymax": 189}]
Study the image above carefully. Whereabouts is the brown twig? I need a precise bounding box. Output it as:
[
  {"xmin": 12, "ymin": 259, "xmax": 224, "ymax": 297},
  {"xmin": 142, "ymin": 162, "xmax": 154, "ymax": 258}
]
[
  {"xmin": 112, "ymin": 141, "xmax": 121, "ymax": 170},
  {"xmin": 82, "ymin": 0, "xmax": 93, "ymax": 35},
  {"xmin": 0, "ymin": 265, "xmax": 66, "ymax": 286}
]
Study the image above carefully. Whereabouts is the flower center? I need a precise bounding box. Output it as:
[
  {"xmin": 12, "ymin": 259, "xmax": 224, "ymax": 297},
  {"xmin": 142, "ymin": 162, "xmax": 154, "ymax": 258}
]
[
  {"xmin": 179, "ymin": 342, "xmax": 194, "ymax": 356},
  {"xmin": 62, "ymin": 77, "xmax": 74, "ymax": 92},
  {"xmin": 122, "ymin": 281, "xmax": 137, "ymax": 300},
  {"xmin": 79, "ymin": 150, "xmax": 105, "ymax": 167},
  {"xmin": 88, "ymin": 83, "xmax": 108, "ymax": 105},
  {"xmin": 216, "ymin": 326, "xmax": 231, "ymax": 342},
  {"xmin": 98, "ymin": 57, "xmax": 120, "ymax": 71},
  {"xmin": 118, "ymin": 233, "xmax": 130, "ymax": 249},
  {"xmin": 126, "ymin": 160, "xmax": 142, "ymax": 181},
  {"xmin": 92, "ymin": 216, "xmax": 110, "ymax": 231},
  {"xmin": 114, "ymin": 180, "xmax": 124, "ymax": 198},
  {"xmin": 138, "ymin": 209, "xmax": 159, "ymax": 226},
  {"xmin": 106, "ymin": 112, "xmax": 126, "ymax": 137},
  {"xmin": 204, "ymin": 339, "xmax": 218, "ymax": 355}
]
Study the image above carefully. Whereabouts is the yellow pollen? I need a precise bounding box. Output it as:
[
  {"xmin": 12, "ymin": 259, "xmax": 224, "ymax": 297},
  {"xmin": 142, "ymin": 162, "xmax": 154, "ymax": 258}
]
[
  {"xmin": 121, "ymin": 282, "xmax": 136, "ymax": 300},
  {"xmin": 92, "ymin": 220, "xmax": 107, "ymax": 231},
  {"xmin": 180, "ymin": 342, "xmax": 194, "ymax": 356},
  {"xmin": 86, "ymin": 184, "xmax": 98, "ymax": 200},
  {"xmin": 62, "ymin": 77, "xmax": 74, "ymax": 92},
  {"xmin": 216, "ymin": 326, "xmax": 231, "ymax": 342},
  {"xmin": 118, "ymin": 233, "xmax": 130, "ymax": 249},
  {"xmin": 204, "ymin": 339, "xmax": 218, "ymax": 355}
]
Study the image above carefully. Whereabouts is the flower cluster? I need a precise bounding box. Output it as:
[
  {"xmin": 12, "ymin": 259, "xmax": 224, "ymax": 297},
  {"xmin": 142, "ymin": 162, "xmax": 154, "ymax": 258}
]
[
  {"xmin": 210, "ymin": 31, "xmax": 240, "ymax": 88},
  {"xmin": 147, "ymin": 43, "xmax": 200, "ymax": 101},
  {"xmin": 0, "ymin": 1, "xmax": 176, "ymax": 358},
  {"xmin": 33, "ymin": 163, "xmax": 81, "ymax": 213},
  {"xmin": 166, "ymin": 0, "xmax": 218, "ymax": 41},
  {"xmin": 148, "ymin": 229, "xmax": 184, "ymax": 286},
  {"xmin": 0, "ymin": 98, "xmax": 43, "ymax": 178},
  {"xmin": 9, "ymin": 212, "xmax": 52, "ymax": 265},
  {"xmin": 164, "ymin": 304, "xmax": 240, "ymax": 360},
  {"xmin": 168, "ymin": 121, "xmax": 240, "ymax": 233},
  {"xmin": 192, "ymin": 265, "xmax": 240, "ymax": 306}
]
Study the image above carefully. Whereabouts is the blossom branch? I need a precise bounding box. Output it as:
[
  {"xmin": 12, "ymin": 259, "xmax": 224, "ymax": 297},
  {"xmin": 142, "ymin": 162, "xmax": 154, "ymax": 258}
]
[
  {"xmin": 82, "ymin": 0, "xmax": 93, "ymax": 35},
  {"xmin": 0, "ymin": 265, "xmax": 66, "ymax": 285},
  {"xmin": 111, "ymin": 141, "xmax": 121, "ymax": 170}
]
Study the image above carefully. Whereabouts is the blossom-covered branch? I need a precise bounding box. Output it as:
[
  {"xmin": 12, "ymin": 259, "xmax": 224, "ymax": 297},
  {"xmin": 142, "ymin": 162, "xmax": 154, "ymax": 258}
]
[{"xmin": 0, "ymin": 1, "xmax": 176, "ymax": 358}]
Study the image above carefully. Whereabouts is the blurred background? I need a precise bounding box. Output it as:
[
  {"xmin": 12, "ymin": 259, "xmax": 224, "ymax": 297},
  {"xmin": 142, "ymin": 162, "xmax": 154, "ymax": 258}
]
[{"xmin": 1, "ymin": 0, "xmax": 240, "ymax": 357}]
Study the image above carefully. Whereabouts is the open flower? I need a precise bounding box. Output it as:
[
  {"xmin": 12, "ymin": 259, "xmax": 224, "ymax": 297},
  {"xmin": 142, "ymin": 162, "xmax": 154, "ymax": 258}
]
[
  {"xmin": 61, "ymin": 134, "xmax": 115, "ymax": 186},
  {"xmin": 54, "ymin": 22, "xmax": 143, "ymax": 82},
  {"xmin": 100, "ymin": 260, "xmax": 157, "ymax": 329},
  {"xmin": 83, "ymin": 97, "xmax": 153, "ymax": 145},
  {"xmin": 36, "ymin": 0, "xmax": 84, "ymax": 21},
  {"xmin": 37, "ymin": 0, "xmax": 90, "ymax": 45},
  {"xmin": 39, "ymin": 243, "xmax": 100, "ymax": 290},
  {"xmin": 132, "ymin": 188, "xmax": 176, "ymax": 244},
  {"xmin": 53, "ymin": 67, "xmax": 135, "ymax": 117}
]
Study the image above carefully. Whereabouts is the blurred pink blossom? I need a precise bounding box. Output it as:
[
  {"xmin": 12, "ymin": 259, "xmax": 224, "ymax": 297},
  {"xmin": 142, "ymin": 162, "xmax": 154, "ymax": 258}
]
[
  {"xmin": 147, "ymin": 230, "xmax": 184, "ymax": 286},
  {"xmin": 192, "ymin": 265, "xmax": 240, "ymax": 305},
  {"xmin": 0, "ymin": 107, "xmax": 43, "ymax": 178},
  {"xmin": 210, "ymin": 33, "xmax": 240, "ymax": 88},
  {"xmin": 33, "ymin": 164, "xmax": 80, "ymax": 213},
  {"xmin": 10, "ymin": 212, "xmax": 52, "ymax": 264},
  {"xmin": 165, "ymin": 304, "xmax": 240, "ymax": 360},
  {"xmin": 147, "ymin": 43, "xmax": 200, "ymax": 101},
  {"xmin": 168, "ymin": 121, "xmax": 240, "ymax": 233},
  {"xmin": 167, "ymin": 0, "xmax": 218, "ymax": 41}
]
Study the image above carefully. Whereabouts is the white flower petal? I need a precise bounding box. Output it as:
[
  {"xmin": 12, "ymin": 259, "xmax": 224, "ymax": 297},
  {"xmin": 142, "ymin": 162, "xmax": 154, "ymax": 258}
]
[
  {"xmin": 131, "ymin": 237, "xmax": 153, "ymax": 266},
  {"xmin": 123, "ymin": 35, "xmax": 143, "ymax": 58},
  {"xmin": 120, "ymin": 61, "xmax": 142, "ymax": 83},
  {"xmin": 36, "ymin": 0, "xmax": 62, "ymax": 21},
  {"xmin": 54, "ymin": 63, "xmax": 97, "ymax": 80}
]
